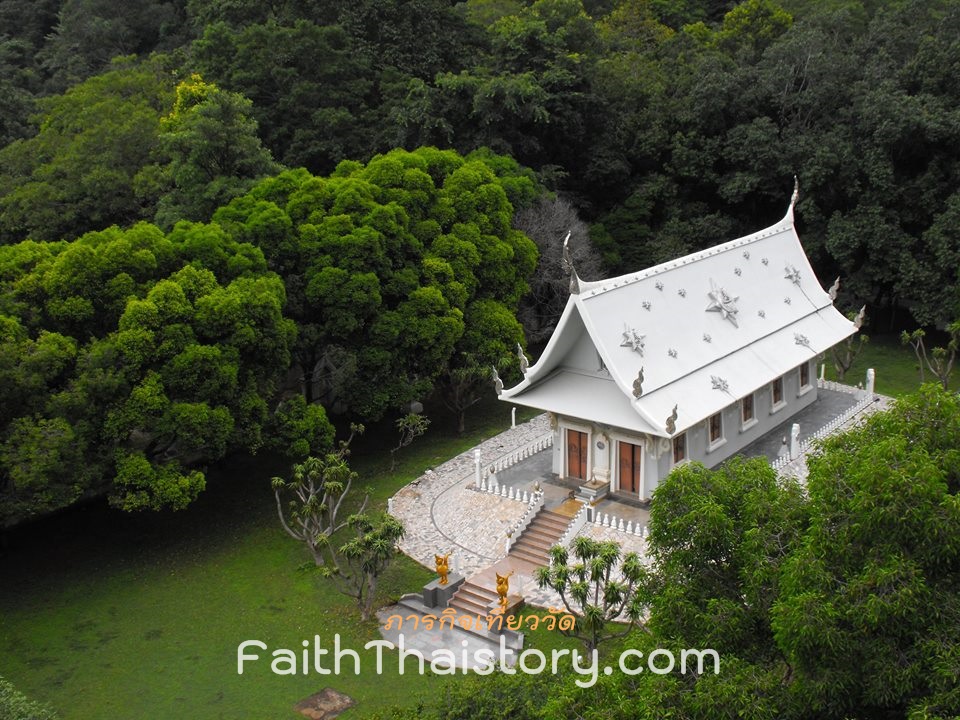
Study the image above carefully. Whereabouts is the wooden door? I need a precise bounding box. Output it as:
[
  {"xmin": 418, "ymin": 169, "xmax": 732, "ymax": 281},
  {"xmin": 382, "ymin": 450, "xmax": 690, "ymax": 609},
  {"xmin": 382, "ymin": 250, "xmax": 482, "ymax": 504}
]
[
  {"xmin": 566, "ymin": 429, "xmax": 587, "ymax": 480},
  {"xmin": 618, "ymin": 442, "xmax": 642, "ymax": 494}
]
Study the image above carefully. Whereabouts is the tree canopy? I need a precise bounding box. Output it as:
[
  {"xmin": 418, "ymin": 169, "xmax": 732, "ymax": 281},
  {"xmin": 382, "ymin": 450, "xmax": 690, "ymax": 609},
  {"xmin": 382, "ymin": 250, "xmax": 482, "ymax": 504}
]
[{"xmin": 0, "ymin": 145, "xmax": 541, "ymax": 526}]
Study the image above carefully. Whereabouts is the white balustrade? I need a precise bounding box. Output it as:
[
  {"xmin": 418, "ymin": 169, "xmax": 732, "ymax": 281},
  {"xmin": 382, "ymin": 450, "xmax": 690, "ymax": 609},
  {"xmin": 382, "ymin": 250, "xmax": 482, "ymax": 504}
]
[{"xmin": 506, "ymin": 490, "xmax": 546, "ymax": 552}]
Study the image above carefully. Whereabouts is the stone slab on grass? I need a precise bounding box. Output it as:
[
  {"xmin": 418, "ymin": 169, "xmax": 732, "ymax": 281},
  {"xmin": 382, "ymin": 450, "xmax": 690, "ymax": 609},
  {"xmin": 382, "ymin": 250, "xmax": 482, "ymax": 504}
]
[{"xmin": 294, "ymin": 688, "xmax": 355, "ymax": 720}]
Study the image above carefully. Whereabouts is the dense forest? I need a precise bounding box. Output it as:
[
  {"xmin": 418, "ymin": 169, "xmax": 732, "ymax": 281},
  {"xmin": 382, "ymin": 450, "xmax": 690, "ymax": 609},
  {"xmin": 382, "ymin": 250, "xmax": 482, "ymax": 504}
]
[{"xmin": 1, "ymin": 0, "xmax": 959, "ymax": 525}]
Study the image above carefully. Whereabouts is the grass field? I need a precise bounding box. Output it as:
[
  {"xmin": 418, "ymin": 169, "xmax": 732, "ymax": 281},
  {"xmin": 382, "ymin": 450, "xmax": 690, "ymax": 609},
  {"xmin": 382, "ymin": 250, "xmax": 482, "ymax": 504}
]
[
  {"xmin": 821, "ymin": 333, "xmax": 960, "ymax": 397},
  {"xmin": 0, "ymin": 398, "xmax": 550, "ymax": 719}
]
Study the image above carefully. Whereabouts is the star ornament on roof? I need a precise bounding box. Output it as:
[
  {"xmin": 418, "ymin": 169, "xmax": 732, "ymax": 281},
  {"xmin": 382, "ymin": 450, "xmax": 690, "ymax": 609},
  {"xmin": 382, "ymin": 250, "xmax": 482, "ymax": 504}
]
[
  {"xmin": 705, "ymin": 279, "xmax": 740, "ymax": 327},
  {"xmin": 785, "ymin": 264, "xmax": 802, "ymax": 285},
  {"xmin": 620, "ymin": 324, "xmax": 645, "ymax": 355}
]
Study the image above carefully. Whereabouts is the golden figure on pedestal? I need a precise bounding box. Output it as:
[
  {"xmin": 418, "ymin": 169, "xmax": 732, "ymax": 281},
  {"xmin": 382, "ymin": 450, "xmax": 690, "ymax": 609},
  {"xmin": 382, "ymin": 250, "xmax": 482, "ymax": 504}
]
[
  {"xmin": 435, "ymin": 553, "xmax": 451, "ymax": 585},
  {"xmin": 495, "ymin": 571, "xmax": 514, "ymax": 608}
]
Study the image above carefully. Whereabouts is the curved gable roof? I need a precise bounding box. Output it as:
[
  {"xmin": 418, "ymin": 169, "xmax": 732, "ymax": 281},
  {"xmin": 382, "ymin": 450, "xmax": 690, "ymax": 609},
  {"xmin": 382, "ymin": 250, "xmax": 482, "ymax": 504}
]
[{"xmin": 503, "ymin": 201, "xmax": 857, "ymax": 437}]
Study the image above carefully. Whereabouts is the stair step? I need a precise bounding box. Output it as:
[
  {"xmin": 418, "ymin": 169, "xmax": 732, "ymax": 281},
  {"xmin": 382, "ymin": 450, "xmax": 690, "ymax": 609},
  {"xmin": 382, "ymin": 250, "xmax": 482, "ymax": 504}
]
[
  {"xmin": 511, "ymin": 540, "xmax": 549, "ymax": 556},
  {"xmin": 524, "ymin": 527, "xmax": 564, "ymax": 544},
  {"xmin": 531, "ymin": 514, "xmax": 570, "ymax": 530},
  {"xmin": 514, "ymin": 536, "xmax": 551, "ymax": 551},
  {"xmin": 450, "ymin": 597, "xmax": 491, "ymax": 615},
  {"xmin": 509, "ymin": 546, "xmax": 549, "ymax": 566},
  {"xmin": 455, "ymin": 587, "xmax": 497, "ymax": 605},
  {"xmin": 460, "ymin": 580, "xmax": 497, "ymax": 595}
]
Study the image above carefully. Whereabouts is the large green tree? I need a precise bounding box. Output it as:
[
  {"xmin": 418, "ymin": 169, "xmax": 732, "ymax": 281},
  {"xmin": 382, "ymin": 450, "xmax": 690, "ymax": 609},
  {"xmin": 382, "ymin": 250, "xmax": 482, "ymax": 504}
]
[
  {"xmin": 773, "ymin": 385, "xmax": 960, "ymax": 718},
  {"xmin": 0, "ymin": 59, "xmax": 174, "ymax": 243},
  {"xmin": 212, "ymin": 146, "xmax": 539, "ymax": 422},
  {"xmin": 0, "ymin": 219, "xmax": 327, "ymax": 525}
]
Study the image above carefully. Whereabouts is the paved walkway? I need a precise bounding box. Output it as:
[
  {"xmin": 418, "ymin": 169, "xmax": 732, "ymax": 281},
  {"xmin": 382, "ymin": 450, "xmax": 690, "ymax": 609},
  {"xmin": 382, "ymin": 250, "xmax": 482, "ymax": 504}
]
[
  {"xmin": 390, "ymin": 415, "xmax": 552, "ymax": 579},
  {"xmin": 740, "ymin": 388, "xmax": 860, "ymax": 461},
  {"xmin": 375, "ymin": 606, "xmax": 519, "ymax": 670},
  {"xmin": 390, "ymin": 415, "xmax": 652, "ymax": 612}
]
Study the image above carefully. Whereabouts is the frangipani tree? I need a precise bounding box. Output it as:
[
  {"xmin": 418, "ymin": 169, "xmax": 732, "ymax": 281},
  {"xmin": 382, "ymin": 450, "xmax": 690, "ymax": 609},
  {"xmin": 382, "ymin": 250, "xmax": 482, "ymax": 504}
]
[
  {"xmin": 536, "ymin": 535, "xmax": 647, "ymax": 652},
  {"xmin": 271, "ymin": 426, "xmax": 366, "ymax": 567}
]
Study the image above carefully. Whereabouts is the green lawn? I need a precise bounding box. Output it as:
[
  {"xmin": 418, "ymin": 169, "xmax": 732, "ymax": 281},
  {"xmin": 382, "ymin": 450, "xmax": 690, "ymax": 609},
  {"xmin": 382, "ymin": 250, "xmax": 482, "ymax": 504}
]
[
  {"xmin": 822, "ymin": 333, "xmax": 959, "ymax": 397},
  {"xmin": 0, "ymin": 398, "xmax": 547, "ymax": 719}
]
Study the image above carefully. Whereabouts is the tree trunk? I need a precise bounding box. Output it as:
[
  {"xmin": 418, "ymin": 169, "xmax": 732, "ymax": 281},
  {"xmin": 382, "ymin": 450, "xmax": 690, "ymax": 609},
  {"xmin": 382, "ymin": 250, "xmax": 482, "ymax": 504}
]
[
  {"xmin": 361, "ymin": 573, "xmax": 377, "ymax": 621},
  {"xmin": 457, "ymin": 409, "xmax": 465, "ymax": 434}
]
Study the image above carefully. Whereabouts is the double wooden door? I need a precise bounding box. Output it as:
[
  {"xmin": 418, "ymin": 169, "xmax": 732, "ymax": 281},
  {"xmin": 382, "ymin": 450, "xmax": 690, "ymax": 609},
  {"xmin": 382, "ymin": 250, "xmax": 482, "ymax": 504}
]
[
  {"xmin": 618, "ymin": 441, "xmax": 643, "ymax": 494},
  {"xmin": 566, "ymin": 429, "xmax": 588, "ymax": 481}
]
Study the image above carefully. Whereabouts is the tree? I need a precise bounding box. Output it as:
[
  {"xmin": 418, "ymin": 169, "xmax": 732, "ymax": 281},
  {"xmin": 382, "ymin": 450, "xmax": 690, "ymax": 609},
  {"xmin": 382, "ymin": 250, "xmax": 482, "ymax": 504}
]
[
  {"xmin": 513, "ymin": 196, "xmax": 603, "ymax": 344},
  {"xmin": 535, "ymin": 535, "xmax": 647, "ymax": 652},
  {"xmin": 0, "ymin": 219, "xmax": 304, "ymax": 524},
  {"xmin": 152, "ymin": 74, "xmax": 280, "ymax": 229},
  {"xmin": 901, "ymin": 322, "xmax": 959, "ymax": 389},
  {"xmin": 0, "ymin": 60, "xmax": 174, "ymax": 243},
  {"xmin": 271, "ymin": 427, "xmax": 366, "ymax": 567},
  {"xmin": 773, "ymin": 385, "xmax": 960, "ymax": 718},
  {"xmin": 212, "ymin": 147, "xmax": 539, "ymax": 422},
  {"xmin": 323, "ymin": 512, "xmax": 406, "ymax": 621},
  {"xmin": 645, "ymin": 456, "xmax": 809, "ymax": 659},
  {"xmin": 440, "ymin": 298, "xmax": 526, "ymax": 433},
  {"xmin": 192, "ymin": 19, "xmax": 377, "ymax": 173},
  {"xmin": 389, "ymin": 412, "xmax": 429, "ymax": 471},
  {"xmin": 37, "ymin": 0, "xmax": 188, "ymax": 91},
  {"xmin": 0, "ymin": 674, "xmax": 58, "ymax": 720},
  {"xmin": 832, "ymin": 309, "xmax": 868, "ymax": 381}
]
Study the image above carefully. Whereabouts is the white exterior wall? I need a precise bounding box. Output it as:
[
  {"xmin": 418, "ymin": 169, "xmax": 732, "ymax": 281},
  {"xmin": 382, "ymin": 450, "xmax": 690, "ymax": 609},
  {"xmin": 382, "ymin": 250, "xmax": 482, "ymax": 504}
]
[{"xmin": 552, "ymin": 360, "xmax": 816, "ymax": 499}]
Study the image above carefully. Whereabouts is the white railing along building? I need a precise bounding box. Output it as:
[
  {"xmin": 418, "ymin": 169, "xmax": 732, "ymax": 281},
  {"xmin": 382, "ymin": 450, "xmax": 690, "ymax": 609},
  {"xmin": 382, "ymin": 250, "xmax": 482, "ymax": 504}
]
[
  {"xmin": 486, "ymin": 432, "xmax": 553, "ymax": 476},
  {"xmin": 591, "ymin": 507, "xmax": 647, "ymax": 538}
]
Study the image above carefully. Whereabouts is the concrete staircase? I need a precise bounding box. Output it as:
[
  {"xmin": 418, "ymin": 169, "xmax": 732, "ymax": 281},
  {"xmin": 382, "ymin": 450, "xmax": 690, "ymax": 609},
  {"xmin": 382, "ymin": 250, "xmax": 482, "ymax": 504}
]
[
  {"xmin": 449, "ymin": 578, "xmax": 500, "ymax": 617},
  {"xmin": 508, "ymin": 507, "xmax": 570, "ymax": 566}
]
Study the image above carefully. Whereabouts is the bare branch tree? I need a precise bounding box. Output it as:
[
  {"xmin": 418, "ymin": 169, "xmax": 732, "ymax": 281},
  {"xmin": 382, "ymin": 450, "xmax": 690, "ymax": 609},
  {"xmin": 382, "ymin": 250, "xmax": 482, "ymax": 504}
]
[
  {"xmin": 514, "ymin": 197, "xmax": 604, "ymax": 345},
  {"xmin": 389, "ymin": 413, "xmax": 429, "ymax": 471}
]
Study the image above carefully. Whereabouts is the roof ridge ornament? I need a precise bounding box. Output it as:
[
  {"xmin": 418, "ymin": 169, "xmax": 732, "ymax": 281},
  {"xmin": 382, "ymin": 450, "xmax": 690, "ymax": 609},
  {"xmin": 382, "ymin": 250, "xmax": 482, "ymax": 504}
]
[
  {"xmin": 791, "ymin": 175, "xmax": 799, "ymax": 209},
  {"xmin": 665, "ymin": 405, "xmax": 678, "ymax": 436},
  {"xmin": 620, "ymin": 324, "xmax": 645, "ymax": 355},
  {"xmin": 491, "ymin": 366, "xmax": 503, "ymax": 396},
  {"xmin": 561, "ymin": 231, "xmax": 581, "ymax": 295},
  {"xmin": 784, "ymin": 264, "xmax": 802, "ymax": 285},
  {"xmin": 632, "ymin": 367, "xmax": 644, "ymax": 399},
  {"xmin": 854, "ymin": 305, "xmax": 866, "ymax": 330},
  {"xmin": 710, "ymin": 375, "xmax": 730, "ymax": 393},
  {"xmin": 516, "ymin": 343, "xmax": 529, "ymax": 375},
  {"xmin": 828, "ymin": 277, "xmax": 840, "ymax": 301},
  {"xmin": 706, "ymin": 278, "xmax": 740, "ymax": 327}
]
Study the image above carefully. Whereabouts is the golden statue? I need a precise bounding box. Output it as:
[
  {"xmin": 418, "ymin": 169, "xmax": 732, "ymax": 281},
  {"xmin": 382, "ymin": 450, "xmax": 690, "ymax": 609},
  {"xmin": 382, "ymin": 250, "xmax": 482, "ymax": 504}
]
[
  {"xmin": 435, "ymin": 553, "xmax": 451, "ymax": 585},
  {"xmin": 495, "ymin": 571, "xmax": 514, "ymax": 608}
]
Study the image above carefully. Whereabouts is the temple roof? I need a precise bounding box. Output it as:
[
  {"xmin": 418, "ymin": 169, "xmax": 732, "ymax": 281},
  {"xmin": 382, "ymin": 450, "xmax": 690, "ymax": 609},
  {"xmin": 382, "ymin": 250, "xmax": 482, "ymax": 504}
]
[{"xmin": 501, "ymin": 198, "xmax": 859, "ymax": 437}]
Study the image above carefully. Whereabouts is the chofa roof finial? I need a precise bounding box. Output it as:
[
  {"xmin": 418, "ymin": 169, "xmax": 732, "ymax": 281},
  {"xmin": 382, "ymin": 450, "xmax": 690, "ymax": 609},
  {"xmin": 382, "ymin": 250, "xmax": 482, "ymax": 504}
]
[
  {"xmin": 790, "ymin": 175, "xmax": 800, "ymax": 209},
  {"xmin": 491, "ymin": 366, "xmax": 503, "ymax": 396},
  {"xmin": 561, "ymin": 230, "xmax": 581, "ymax": 295},
  {"xmin": 516, "ymin": 342, "xmax": 529, "ymax": 375}
]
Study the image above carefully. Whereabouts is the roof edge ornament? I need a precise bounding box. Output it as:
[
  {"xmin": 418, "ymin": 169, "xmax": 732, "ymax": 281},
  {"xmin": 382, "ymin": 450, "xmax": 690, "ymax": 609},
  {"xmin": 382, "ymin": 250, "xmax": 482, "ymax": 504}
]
[
  {"xmin": 785, "ymin": 175, "xmax": 800, "ymax": 223},
  {"xmin": 665, "ymin": 405, "xmax": 678, "ymax": 436},
  {"xmin": 854, "ymin": 305, "xmax": 866, "ymax": 330},
  {"xmin": 561, "ymin": 231, "xmax": 581, "ymax": 295},
  {"xmin": 828, "ymin": 277, "xmax": 840, "ymax": 301},
  {"xmin": 491, "ymin": 366, "xmax": 503, "ymax": 396},
  {"xmin": 517, "ymin": 343, "xmax": 530, "ymax": 375},
  {"xmin": 632, "ymin": 367, "xmax": 644, "ymax": 399}
]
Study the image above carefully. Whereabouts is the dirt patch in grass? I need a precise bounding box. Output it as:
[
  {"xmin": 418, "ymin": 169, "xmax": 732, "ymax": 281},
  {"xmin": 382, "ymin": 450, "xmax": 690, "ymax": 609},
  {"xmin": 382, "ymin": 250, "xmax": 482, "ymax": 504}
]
[{"xmin": 293, "ymin": 688, "xmax": 355, "ymax": 719}]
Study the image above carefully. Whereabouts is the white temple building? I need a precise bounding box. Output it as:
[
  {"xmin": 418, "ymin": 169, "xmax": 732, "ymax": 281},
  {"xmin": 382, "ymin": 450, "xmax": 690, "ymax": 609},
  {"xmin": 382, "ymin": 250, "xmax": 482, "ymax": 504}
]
[{"xmin": 500, "ymin": 189, "xmax": 861, "ymax": 501}]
